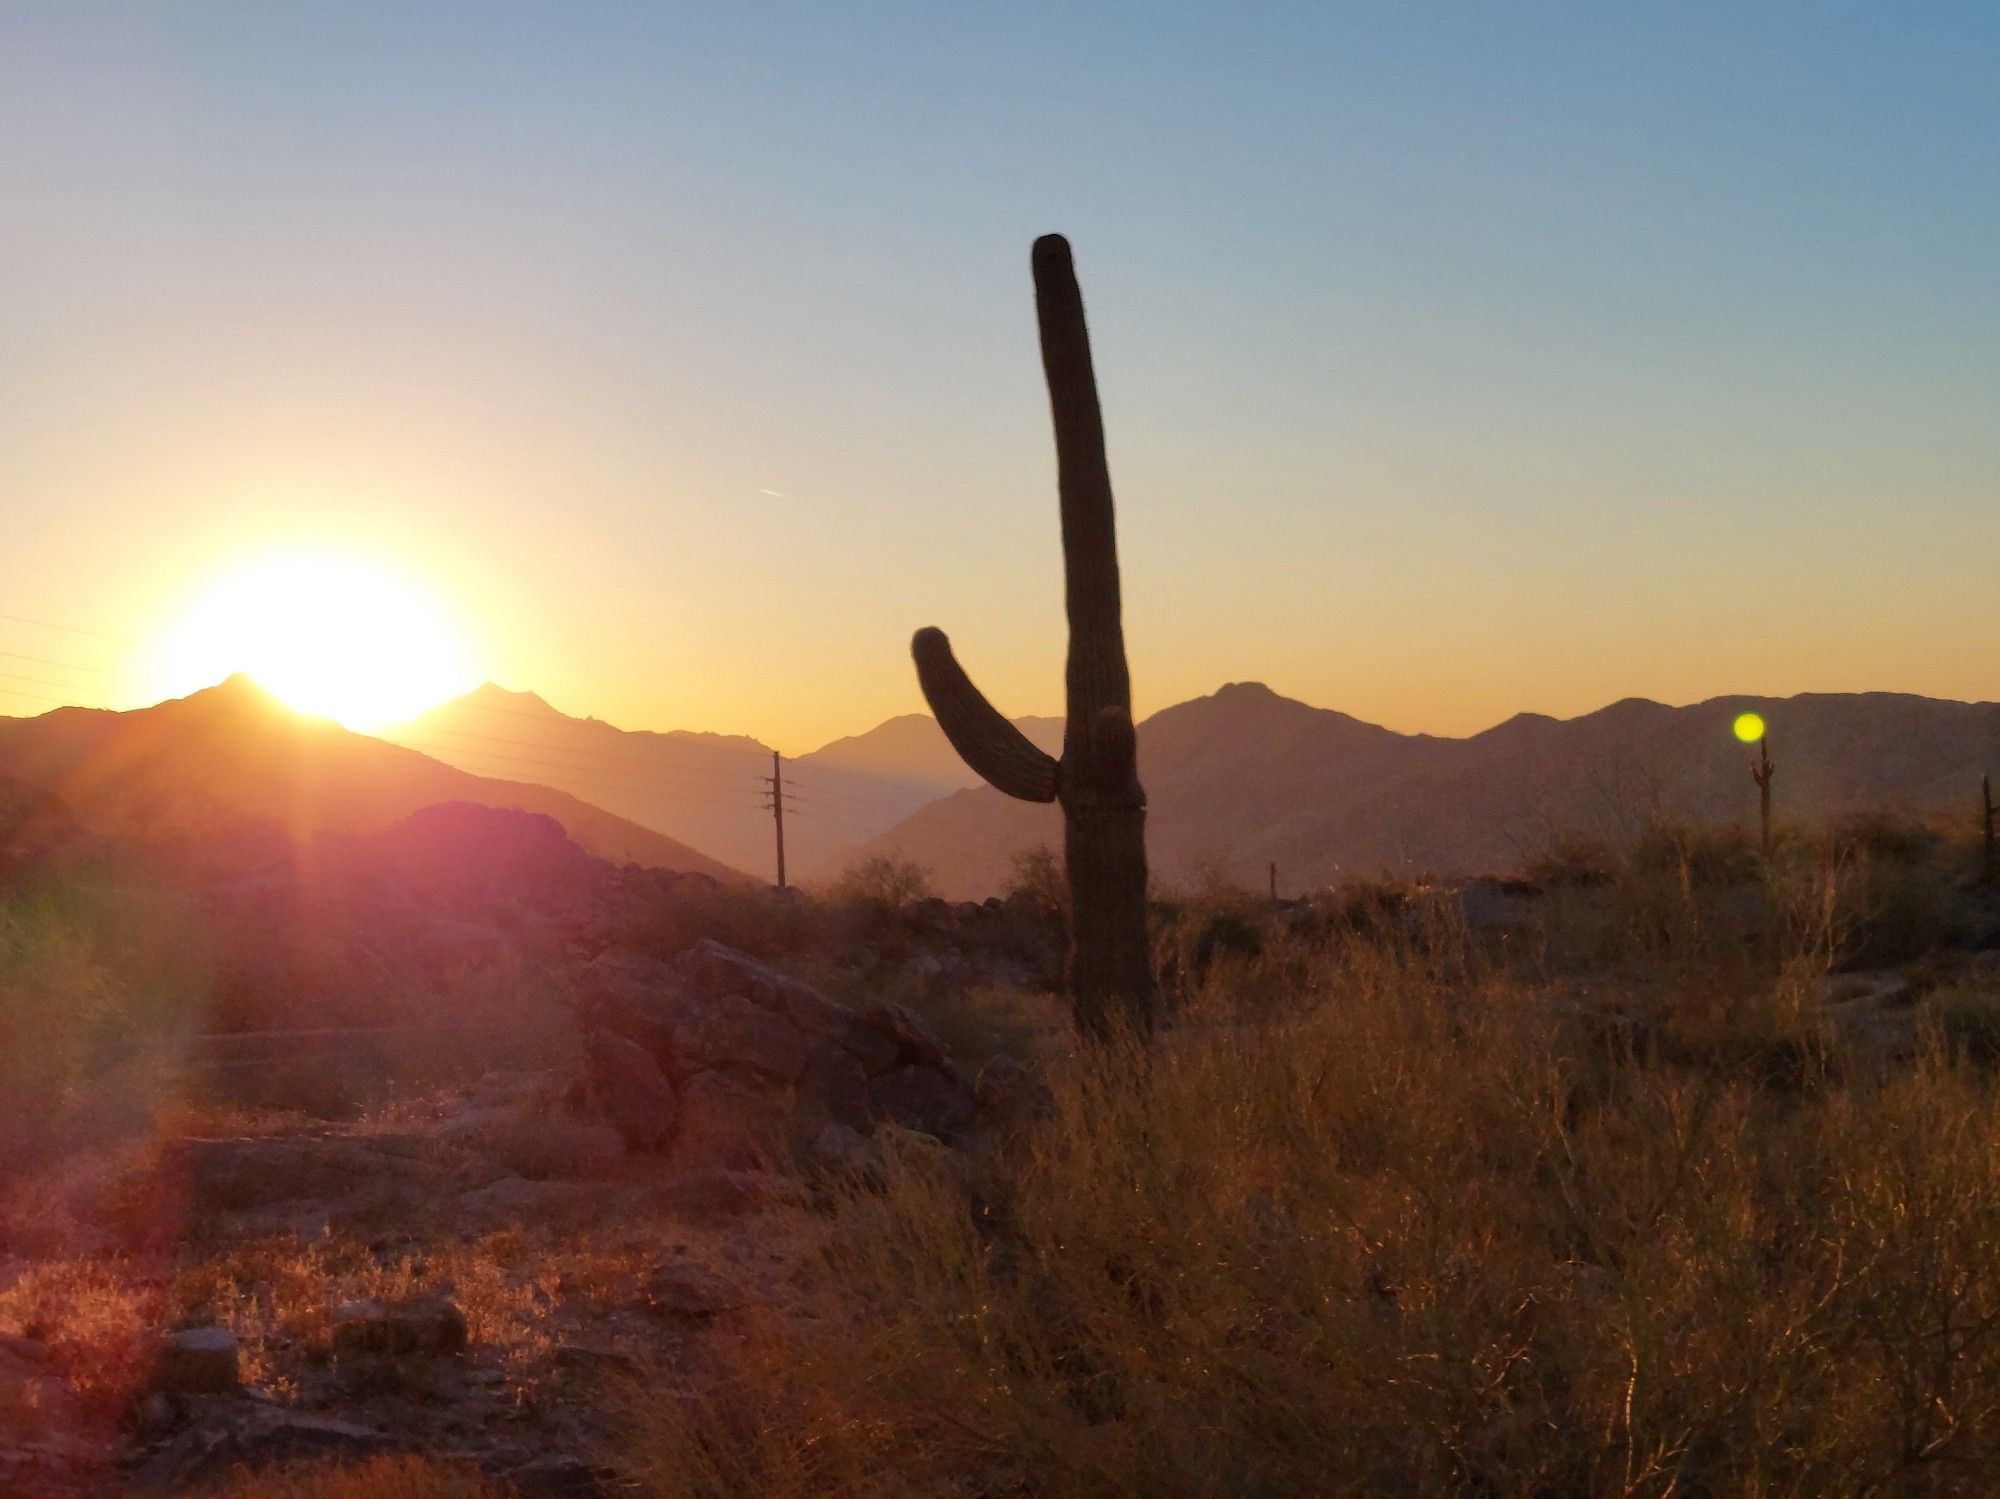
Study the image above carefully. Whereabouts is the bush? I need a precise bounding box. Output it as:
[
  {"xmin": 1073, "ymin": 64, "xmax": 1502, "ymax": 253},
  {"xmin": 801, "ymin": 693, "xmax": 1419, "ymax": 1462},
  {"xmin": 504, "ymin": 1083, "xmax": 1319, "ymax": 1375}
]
[
  {"xmin": 1003, "ymin": 845, "xmax": 1066, "ymax": 913},
  {"xmin": 620, "ymin": 931, "xmax": 2000, "ymax": 1497},
  {"xmin": 825, "ymin": 855, "xmax": 937, "ymax": 911}
]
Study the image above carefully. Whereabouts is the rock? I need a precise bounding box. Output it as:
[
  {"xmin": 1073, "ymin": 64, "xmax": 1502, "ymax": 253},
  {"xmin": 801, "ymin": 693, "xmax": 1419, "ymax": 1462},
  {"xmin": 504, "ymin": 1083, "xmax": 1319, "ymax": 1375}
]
[
  {"xmin": 865, "ymin": 1001, "xmax": 953, "ymax": 1071},
  {"xmin": 623, "ymin": 1167, "xmax": 791, "ymax": 1222},
  {"xmin": 155, "ymin": 1327, "xmax": 241, "ymax": 1395},
  {"xmin": 672, "ymin": 1071, "xmax": 792, "ymax": 1170},
  {"xmin": 806, "ymin": 1122, "xmax": 883, "ymax": 1178},
  {"xmin": 868, "ymin": 1064, "xmax": 973, "ymax": 1140},
  {"xmin": 458, "ymin": 1176, "xmax": 589, "ymax": 1220},
  {"xmin": 512, "ymin": 1453, "xmax": 622, "ymax": 1498},
  {"xmin": 332, "ymin": 1292, "xmax": 468, "ymax": 1361},
  {"xmin": 0, "ymin": 1333, "xmax": 72, "ymax": 1430},
  {"xmin": 651, "ymin": 989, "xmax": 810, "ymax": 1082},
  {"xmin": 161, "ymin": 1137, "xmax": 454, "ymax": 1215},
  {"xmin": 444, "ymin": 1110, "xmax": 626, "ymax": 1181},
  {"xmin": 550, "ymin": 1342, "xmax": 643, "ymax": 1378},
  {"xmin": 644, "ymin": 1258, "xmax": 742, "ymax": 1320},
  {"xmin": 798, "ymin": 1041, "xmax": 874, "ymax": 1133},
  {"xmin": 585, "ymin": 1030, "xmax": 677, "ymax": 1151},
  {"xmin": 141, "ymin": 1408, "xmax": 387, "ymax": 1490},
  {"xmin": 973, "ymin": 1054, "xmax": 1055, "ymax": 1142},
  {"xmin": 576, "ymin": 941, "xmax": 974, "ymax": 1170}
]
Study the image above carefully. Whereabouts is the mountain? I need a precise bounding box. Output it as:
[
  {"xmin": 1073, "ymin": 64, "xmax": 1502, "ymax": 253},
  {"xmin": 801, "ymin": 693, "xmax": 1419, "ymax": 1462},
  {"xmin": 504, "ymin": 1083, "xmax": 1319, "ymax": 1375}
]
[
  {"xmin": 0, "ymin": 676, "xmax": 743, "ymax": 881},
  {"xmin": 857, "ymin": 684, "xmax": 2000, "ymax": 898},
  {"xmin": 388, "ymin": 686, "xmax": 1056, "ymax": 880},
  {"xmin": 798, "ymin": 712, "xmax": 1064, "ymax": 794}
]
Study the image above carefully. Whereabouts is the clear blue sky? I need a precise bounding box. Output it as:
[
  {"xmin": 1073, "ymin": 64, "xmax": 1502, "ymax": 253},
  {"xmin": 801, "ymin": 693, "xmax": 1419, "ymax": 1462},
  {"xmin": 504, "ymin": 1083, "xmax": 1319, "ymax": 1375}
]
[{"xmin": 3, "ymin": 3, "xmax": 1995, "ymax": 747}]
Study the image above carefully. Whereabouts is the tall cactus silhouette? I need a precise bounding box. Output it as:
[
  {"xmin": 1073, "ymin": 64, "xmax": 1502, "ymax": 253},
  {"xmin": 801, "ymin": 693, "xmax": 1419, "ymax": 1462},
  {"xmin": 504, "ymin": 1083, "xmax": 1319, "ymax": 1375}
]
[
  {"xmin": 912, "ymin": 235, "xmax": 1156, "ymax": 1037},
  {"xmin": 1751, "ymin": 735, "xmax": 1776, "ymax": 853}
]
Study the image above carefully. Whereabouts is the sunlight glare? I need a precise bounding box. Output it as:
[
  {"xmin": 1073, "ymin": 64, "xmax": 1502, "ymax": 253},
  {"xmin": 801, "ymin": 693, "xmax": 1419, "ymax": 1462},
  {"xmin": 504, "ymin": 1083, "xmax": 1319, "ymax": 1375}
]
[{"xmin": 147, "ymin": 549, "xmax": 478, "ymax": 730}]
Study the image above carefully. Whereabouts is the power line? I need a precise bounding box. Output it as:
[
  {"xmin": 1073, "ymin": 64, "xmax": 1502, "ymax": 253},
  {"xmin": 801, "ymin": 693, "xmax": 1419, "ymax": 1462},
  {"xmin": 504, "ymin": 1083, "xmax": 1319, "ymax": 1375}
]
[
  {"xmin": 0, "ymin": 669, "xmax": 111, "ymax": 698},
  {"xmin": 0, "ymin": 650, "xmax": 115, "ymax": 678},
  {"xmin": 418, "ymin": 742, "xmax": 767, "ymax": 812},
  {"xmin": 393, "ymin": 731, "xmax": 759, "ymax": 802},
  {"xmin": 0, "ymin": 612, "xmax": 133, "ymax": 645},
  {"xmin": 394, "ymin": 720, "xmax": 754, "ymax": 789}
]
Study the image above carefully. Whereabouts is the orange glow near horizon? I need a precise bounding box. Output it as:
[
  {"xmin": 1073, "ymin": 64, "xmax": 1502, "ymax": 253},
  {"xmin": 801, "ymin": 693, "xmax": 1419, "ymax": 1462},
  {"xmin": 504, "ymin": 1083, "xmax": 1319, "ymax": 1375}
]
[{"xmin": 144, "ymin": 548, "xmax": 480, "ymax": 731}]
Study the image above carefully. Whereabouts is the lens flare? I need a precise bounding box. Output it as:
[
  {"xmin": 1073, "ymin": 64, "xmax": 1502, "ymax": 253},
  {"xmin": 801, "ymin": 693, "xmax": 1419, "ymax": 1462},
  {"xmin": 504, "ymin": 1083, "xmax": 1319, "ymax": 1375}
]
[
  {"xmin": 1732, "ymin": 711, "xmax": 1767, "ymax": 744},
  {"xmin": 145, "ymin": 548, "xmax": 478, "ymax": 730}
]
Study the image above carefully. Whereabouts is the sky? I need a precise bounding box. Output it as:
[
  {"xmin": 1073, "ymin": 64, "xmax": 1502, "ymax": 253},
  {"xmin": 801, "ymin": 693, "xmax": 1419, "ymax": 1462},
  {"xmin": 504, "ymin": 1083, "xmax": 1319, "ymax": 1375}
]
[{"xmin": 2, "ymin": 3, "xmax": 1996, "ymax": 752}]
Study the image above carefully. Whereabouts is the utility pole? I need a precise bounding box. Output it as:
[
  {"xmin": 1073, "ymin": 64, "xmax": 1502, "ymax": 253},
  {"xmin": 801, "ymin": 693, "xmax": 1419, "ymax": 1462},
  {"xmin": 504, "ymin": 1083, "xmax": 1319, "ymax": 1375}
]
[{"xmin": 762, "ymin": 750, "xmax": 788, "ymax": 889}]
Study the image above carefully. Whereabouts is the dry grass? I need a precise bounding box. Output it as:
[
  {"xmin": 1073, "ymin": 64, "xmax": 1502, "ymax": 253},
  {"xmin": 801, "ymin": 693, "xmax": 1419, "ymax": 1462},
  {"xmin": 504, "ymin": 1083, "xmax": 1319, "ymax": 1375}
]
[
  {"xmin": 196, "ymin": 1454, "xmax": 503, "ymax": 1498},
  {"xmin": 620, "ymin": 900, "xmax": 2000, "ymax": 1497}
]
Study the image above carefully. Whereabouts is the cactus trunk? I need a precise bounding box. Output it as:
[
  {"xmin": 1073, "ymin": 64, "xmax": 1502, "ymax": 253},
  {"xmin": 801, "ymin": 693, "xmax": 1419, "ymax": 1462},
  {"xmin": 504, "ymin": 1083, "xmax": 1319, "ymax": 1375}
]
[
  {"xmin": 1752, "ymin": 737, "xmax": 1776, "ymax": 854},
  {"xmin": 911, "ymin": 235, "xmax": 1157, "ymax": 1038}
]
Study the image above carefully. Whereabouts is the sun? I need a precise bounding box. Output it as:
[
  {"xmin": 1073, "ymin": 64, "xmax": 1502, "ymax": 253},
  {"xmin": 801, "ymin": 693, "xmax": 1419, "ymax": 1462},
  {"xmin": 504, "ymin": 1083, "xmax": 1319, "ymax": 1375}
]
[
  {"xmin": 147, "ymin": 548, "xmax": 479, "ymax": 730},
  {"xmin": 1732, "ymin": 711, "xmax": 1767, "ymax": 744}
]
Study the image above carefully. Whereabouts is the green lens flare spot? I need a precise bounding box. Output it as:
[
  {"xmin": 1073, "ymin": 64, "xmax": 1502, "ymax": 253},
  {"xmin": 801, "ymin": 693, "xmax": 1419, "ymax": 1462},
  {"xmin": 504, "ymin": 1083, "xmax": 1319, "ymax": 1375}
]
[{"xmin": 1733, "ymin": 711, "xmax": 1767, "ymax": 744}]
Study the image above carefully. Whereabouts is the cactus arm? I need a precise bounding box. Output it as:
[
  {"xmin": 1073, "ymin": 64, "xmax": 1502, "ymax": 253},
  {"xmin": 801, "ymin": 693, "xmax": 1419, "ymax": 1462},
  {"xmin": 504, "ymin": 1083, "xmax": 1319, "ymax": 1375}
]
[{"xmin": 912, "ymin": 627, "xmax": 1059, "ymax": 803}]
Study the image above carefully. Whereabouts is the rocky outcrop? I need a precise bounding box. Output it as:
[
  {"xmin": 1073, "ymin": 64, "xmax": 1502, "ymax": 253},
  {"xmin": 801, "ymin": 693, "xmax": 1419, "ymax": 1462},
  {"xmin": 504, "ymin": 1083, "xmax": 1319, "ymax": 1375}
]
[{"xmin": 576, "ymin": 940, "xmax": 973, "ymax": 1165}]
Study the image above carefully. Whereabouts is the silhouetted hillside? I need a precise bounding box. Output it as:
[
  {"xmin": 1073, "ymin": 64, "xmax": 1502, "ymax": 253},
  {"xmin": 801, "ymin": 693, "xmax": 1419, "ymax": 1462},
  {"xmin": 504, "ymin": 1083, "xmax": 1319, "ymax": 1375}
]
[
  {"xmin": 390, "ymin": 685, "xmax": 1054, "ymax": 880},
  {"xmin": 858, "ymin": 684, "xmax": 2000, "ymax": 897},
  {"xmin": 0, "ymin": 677, "xmax": 743, "ymax": 880},
  {"xmin": 799, "ymin": 712, "xmax": 1064, "ymax": 793}
]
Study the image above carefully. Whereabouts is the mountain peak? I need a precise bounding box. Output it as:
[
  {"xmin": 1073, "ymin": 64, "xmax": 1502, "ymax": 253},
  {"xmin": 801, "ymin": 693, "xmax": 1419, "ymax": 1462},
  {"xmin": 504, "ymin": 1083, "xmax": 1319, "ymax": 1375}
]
[
  {"xmin": 457, "ymin": 682, "xmax": 559, "ymax": 716},
  {"xmin": 182, "ymin": 673, "xmax": 291, "ymax": 715}
]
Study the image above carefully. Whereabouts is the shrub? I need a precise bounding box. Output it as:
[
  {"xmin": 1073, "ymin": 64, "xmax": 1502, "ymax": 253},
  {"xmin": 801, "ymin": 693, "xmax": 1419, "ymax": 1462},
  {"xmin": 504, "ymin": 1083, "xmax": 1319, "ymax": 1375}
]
[
  {"xmin": 1003, "ymin": 844, "xmax": 1066, "ymax": 914},
  {"xmin": 825, "ymin": 855, "xmax": 937, "ymax": 911},
  {"xmin": 620, "ymin": 931, "xmax": 2000, "ymax": 1497}
]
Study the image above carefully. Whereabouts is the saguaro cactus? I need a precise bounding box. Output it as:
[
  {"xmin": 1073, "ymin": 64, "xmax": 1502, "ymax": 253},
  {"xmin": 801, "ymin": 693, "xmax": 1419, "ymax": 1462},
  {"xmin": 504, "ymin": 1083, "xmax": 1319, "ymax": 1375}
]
[
  {"xmin": 911, "ymin": 235, "xmax": 1156, "ymax": 1037},
  {"xmin": 1751, "ymin": 736, "xmax": 1776, "ymax": 853}
]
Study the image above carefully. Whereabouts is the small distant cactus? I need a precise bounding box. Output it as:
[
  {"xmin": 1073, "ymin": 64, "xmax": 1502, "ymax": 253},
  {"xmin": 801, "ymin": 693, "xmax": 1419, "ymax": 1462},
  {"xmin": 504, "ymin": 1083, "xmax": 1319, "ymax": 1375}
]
[
  {"xmin": 1751, "ymin": 736, "xmax": 1776, "ymax": 853},
  {"xmin": 911, "ymin": 235, "xmax": 1156, "ymax": 1038}
]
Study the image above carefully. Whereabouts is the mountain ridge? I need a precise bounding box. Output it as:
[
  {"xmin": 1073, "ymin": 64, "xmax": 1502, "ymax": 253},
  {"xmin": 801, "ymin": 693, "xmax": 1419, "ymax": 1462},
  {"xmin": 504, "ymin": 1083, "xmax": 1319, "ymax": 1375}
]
[
  {"xmin": 854, "ymin": 683, "xmax": 2000, "ymax": 898},
  {"xmin": 0, "ymin": 678, "xmax": 746, "ymax": 881}
]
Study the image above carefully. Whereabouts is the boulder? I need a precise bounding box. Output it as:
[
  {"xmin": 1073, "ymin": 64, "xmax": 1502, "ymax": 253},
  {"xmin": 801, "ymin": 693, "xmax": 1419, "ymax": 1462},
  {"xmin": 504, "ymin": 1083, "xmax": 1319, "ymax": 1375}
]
[
  {"xmin": 154, "ymin": 1327, "xmax": 241, "ymax": 1396},
  {"xmin": 644, "ymin": 1258, "xmax": 742, "ymax": 1320},
  {"xmin": 161, "ymin": 1137, "xmax": 455, "ymax": 1215},
  {"xmin": 869, "ymin": 1064, "xmax": 973, "ymax": 1140},
  {"xmin": 866, "ymin": 1000, "xmax": 954, "ymax": 1071},
  {"xmin": 331, "ymin": 1292, "xmax": 468, "ymax": 1362},
  {"xmin": 673, "ymin": 1071, "xmax": 793, "ymax": 1170},
  {"xmin": 330, "ymin": 1292, "xmax": 468, "ymax": 1395},
  {"xmin": 585, "ymin": 1031, "xmax": 677, "ymax": 1151},
  {"xmin": 805, "ymin": 1122, "xmax": 883, "ymax": 1178},
  {"xmin": 139, "ymin": 1408, "xmax": 387, "ymax": 1490},
  {"xmin": 575, "ymin": 940, "xmax": 973, "ymax": 1169}
]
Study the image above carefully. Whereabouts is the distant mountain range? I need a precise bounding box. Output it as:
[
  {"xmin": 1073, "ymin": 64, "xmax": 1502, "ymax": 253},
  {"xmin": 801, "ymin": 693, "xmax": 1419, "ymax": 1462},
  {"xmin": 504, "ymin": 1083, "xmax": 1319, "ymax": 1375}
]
[
  {"xmin": 10, "ymin": 677, "xmax": 1993, "ymax": 902},
  {"xmin": 801, "ymin": 712, "xmax": 1065, "ymax": 795},
  {"xmin": 855, "ymin": 684, "xmax": 2000, "ymax": 899},
  {"xmin": 0, "ymin": 676, "xmax": 742, "ymax": 881},
  {"xmin": 386, "ymin": 685, "xmax": 1060, "ymax": 880}
]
